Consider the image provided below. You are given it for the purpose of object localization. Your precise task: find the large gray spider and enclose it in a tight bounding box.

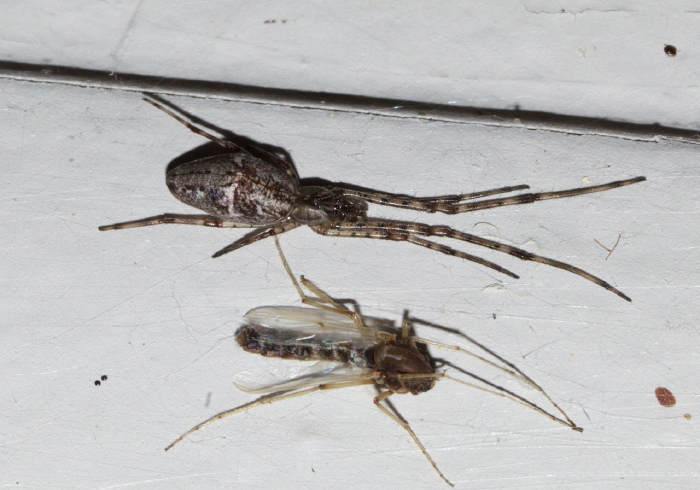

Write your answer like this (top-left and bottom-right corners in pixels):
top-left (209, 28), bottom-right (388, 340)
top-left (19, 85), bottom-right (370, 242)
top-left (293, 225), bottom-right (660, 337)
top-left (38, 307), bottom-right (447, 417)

top-left (100, 98), bottom-right (645, 301)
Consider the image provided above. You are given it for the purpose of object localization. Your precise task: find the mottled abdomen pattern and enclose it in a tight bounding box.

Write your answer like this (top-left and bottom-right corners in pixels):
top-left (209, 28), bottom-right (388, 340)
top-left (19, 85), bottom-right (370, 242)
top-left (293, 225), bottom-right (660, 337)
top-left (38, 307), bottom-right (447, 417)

top-left (166, 153), bottom-right (297, 225)
top-left (235, 325), bottom-right (372, 368)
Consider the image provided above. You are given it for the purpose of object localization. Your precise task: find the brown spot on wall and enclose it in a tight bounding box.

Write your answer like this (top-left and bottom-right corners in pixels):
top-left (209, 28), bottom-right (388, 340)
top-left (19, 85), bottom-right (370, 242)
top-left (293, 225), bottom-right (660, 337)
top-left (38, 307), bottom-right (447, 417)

top-left (655, 387), bottom-right (676, 407)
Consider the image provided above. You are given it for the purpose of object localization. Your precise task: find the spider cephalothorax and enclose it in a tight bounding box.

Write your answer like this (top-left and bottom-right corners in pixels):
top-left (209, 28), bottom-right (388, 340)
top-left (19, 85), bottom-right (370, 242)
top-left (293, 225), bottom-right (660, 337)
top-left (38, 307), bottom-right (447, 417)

top-left (291, 186), bottom-right (368, 225)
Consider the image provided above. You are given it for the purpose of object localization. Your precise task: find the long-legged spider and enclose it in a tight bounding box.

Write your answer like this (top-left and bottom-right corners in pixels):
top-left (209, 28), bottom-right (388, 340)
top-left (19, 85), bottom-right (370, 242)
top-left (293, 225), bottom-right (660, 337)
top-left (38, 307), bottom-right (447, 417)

top-left (100, 98), bottom-right (645, 301)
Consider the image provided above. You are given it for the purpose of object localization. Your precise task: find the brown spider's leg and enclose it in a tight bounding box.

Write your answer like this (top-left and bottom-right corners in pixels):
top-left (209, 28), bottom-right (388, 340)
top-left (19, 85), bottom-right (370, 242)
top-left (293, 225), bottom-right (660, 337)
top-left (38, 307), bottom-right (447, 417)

top-left (144, 98), bottom-right (247, 153)
top-left (442, 176), bottom-right (646, 214)
top-left (373, 390), bottom-right (454, 487)
top-left (413, 222), bottom-right (632, 301)
top-left (340, 184), bottom-right (530, 212)
top-left (212, 220), bottom-right (301, 258)
top-left (325, 219), bottom-right (632, 301)
top-left (99, 214), bottom-right (256, 231)
top-left (144, 98), bottom-right (298, 180)
top-left (312, 222), bottom-right (519, 279)
top-left (342, 177), bottom-right (643, 214)
top-left (166, 376), bottom-right (377, 451)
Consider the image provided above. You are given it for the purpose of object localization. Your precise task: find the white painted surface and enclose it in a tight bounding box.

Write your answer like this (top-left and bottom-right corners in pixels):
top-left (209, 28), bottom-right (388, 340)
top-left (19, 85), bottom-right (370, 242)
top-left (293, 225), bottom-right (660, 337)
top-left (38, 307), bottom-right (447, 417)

top-left (1, 2), bottom-right (698, 489)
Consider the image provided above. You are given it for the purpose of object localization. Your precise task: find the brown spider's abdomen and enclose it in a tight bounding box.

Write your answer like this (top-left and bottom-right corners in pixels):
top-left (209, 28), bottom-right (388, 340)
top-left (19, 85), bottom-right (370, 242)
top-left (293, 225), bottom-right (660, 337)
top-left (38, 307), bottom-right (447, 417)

top-left (166, 153), bottom-right (298, 226)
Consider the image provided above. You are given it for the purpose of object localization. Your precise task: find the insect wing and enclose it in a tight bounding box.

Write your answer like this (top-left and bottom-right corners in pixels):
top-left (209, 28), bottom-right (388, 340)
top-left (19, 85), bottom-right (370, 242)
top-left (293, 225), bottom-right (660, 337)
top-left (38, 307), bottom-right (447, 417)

top-left (243, 305), bottom-right (377, 349)
top-left (232, 361), bottom-right (369, 394)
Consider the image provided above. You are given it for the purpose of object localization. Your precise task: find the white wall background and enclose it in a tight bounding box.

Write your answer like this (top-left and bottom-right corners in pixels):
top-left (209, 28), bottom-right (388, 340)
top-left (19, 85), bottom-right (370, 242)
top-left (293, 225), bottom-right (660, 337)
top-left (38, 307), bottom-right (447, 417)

top-left (1, 2), bottom-right (698, 489)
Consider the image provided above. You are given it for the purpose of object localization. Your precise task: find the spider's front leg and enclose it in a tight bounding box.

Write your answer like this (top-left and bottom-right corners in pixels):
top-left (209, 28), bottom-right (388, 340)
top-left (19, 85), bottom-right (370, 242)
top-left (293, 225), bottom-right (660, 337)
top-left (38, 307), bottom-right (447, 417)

top-left (341, 176), bottom-right (645, 214)
top-left (143, 98), bottom-right (298, 181)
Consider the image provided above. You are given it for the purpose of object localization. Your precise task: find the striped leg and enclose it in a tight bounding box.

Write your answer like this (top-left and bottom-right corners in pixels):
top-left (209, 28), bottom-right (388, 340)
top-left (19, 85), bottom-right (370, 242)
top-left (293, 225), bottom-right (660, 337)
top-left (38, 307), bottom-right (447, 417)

top-left (99, 213), bottom-right (256, 230)
top-left (212, 220), bottom-right (301, 257)
top-left (340, 176), bottom-right (645, 214)
top-left (315, 218), bottom-right (631, 301)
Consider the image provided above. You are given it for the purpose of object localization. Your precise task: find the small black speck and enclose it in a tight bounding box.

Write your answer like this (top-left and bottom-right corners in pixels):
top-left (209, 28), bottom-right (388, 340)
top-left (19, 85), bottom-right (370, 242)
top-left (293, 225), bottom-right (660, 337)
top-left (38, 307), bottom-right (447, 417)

top-left (664, 44), bottom-right (677, 57)
top-left (101, 375), bottom-right (108, 381)
top-left (94, 380), bottom-right (101, 386)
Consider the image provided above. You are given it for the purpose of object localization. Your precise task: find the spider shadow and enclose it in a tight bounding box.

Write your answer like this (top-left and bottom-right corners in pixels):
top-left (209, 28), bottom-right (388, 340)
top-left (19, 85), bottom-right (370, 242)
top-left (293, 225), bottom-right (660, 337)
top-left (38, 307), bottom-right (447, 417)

top-left (146, 94), bottom-right (406, 199)
top-left (145, 93), bottom-right (297, 177)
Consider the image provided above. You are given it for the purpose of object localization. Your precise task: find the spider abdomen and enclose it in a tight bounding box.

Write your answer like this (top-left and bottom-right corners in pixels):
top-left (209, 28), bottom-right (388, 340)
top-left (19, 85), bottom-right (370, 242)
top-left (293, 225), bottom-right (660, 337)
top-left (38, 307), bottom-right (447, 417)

top-left (166, 153), bottom-right (298, 225)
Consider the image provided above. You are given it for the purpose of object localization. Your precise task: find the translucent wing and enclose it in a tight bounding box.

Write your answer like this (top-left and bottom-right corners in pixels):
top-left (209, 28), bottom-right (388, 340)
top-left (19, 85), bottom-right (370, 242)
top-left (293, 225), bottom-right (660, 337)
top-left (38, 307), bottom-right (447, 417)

top-left (242, 305), bottom-right (395, 348)
top-left (232, 360), bottom-right (370, 394)
top-left (245, 306), bottom-right (363, 337)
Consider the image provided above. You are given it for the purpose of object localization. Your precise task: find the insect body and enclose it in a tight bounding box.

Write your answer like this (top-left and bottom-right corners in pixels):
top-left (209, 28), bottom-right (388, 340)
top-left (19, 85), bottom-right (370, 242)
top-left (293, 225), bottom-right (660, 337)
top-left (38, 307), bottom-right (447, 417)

top-left (165, 240), bottom-right (581, 486)
top-left (100, 98), bottom-right (646, 301)
top-left (236, 307), bottom-right (376, 367)
top-left (237, 306), bottom-right (436, 395)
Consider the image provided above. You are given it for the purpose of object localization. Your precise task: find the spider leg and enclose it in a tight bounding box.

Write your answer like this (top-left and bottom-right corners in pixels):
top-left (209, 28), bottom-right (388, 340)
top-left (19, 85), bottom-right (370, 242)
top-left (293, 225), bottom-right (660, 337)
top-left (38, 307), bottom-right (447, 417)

top-left (415, 222), bottom-right (632, 301)
top-left (341, 177), bottom-right (644, 214)
top-left (144, 98), bottom-right (298, 180)
top-left (99, 213), bottom-right (257, 230)
top-left (438, 176), bottom-right (646, 214)
top-left (312, 222), bottom-right (519, 279)
top-left (212, 220), bottom-right (300, 258)
top-left (317, 219), bottom-right (631, 301)
top-left (374, 390), bottom-right (454, 487)
top-left (341, 184), bottom-right (530, 212)
top-left (144, 98), bottom-right (246, 153)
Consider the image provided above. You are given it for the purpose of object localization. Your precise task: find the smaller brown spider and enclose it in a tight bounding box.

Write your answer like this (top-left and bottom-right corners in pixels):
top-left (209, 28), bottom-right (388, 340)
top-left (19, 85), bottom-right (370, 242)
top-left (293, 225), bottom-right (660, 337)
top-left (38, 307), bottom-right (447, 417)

top-left (100, 98), bottom-right (645, 301)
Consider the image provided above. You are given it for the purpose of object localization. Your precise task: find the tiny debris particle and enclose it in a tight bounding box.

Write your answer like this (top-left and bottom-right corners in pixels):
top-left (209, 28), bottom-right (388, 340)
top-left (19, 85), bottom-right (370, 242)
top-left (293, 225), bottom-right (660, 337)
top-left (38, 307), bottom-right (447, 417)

top-left (94, 380), bottom-right (101, 386)
top-left (655, 387), bottom-right (676, 407)
top-left (684, 413), bottom-right (691, 420)
top-left (664, 45), bottom-right (677, 57)
top-left (101, 375), bottom-right (108, 381)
